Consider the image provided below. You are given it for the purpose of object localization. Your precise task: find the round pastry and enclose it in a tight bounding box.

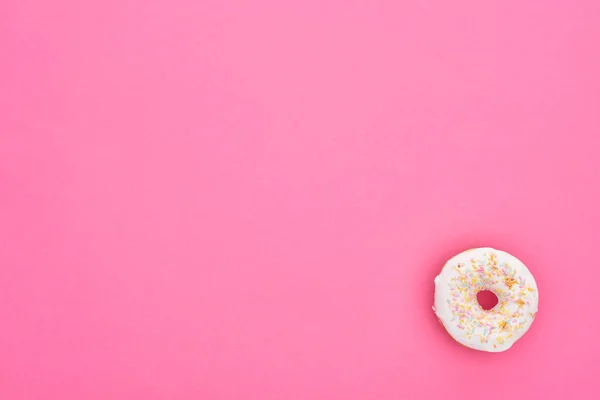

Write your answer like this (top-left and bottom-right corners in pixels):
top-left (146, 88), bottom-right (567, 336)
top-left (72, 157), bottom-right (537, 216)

top-left (433, 247), bottom-right (539, 352)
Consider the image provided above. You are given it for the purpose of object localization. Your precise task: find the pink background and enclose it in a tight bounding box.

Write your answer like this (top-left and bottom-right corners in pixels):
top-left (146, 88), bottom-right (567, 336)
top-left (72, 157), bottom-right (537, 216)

top-left (1, 1), bottom-right (599, 399)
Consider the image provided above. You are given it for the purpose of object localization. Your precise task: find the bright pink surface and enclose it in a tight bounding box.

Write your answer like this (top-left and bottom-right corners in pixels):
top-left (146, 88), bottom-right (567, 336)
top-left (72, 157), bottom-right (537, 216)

top-left (1, 1), bottom-right (599, 399)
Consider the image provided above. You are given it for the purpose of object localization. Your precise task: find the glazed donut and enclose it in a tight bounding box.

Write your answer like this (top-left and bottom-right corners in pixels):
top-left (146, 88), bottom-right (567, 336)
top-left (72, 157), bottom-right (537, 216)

top-left (433, 248), bottom-right (539, 352)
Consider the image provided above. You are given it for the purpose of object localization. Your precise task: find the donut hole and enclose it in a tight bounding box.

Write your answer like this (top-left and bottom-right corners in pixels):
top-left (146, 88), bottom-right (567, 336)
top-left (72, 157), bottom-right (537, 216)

top-left (477, 290), bottom-right (499, 310)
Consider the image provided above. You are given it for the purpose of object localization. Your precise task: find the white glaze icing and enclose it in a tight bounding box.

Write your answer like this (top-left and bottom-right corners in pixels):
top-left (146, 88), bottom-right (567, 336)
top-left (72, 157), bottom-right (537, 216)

top-left (434, 248), bottom-right (539, 352)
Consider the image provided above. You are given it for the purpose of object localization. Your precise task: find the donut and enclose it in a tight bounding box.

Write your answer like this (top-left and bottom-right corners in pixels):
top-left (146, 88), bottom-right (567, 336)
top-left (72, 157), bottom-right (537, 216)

top-left (433, 248), bottom-right (539, 352)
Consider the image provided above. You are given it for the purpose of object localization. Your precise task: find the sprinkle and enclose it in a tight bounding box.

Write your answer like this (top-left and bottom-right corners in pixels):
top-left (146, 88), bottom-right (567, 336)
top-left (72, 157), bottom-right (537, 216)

top-left (504, 277), bottom-right (518, 289)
